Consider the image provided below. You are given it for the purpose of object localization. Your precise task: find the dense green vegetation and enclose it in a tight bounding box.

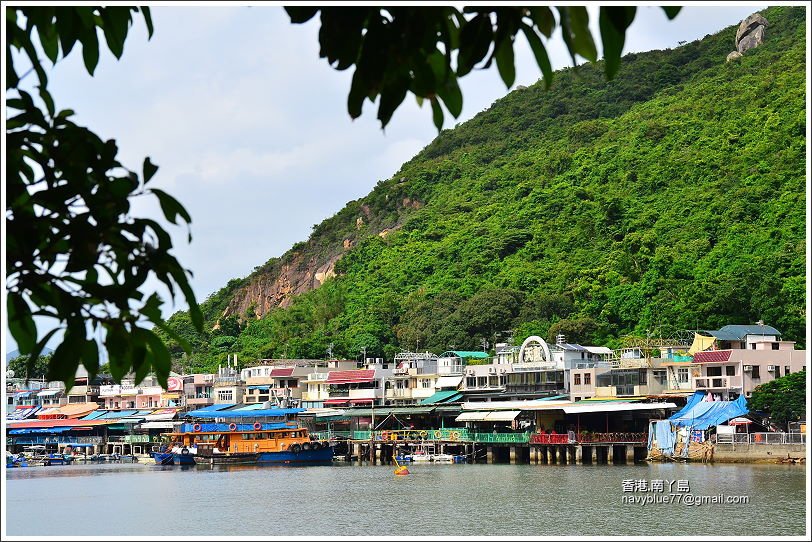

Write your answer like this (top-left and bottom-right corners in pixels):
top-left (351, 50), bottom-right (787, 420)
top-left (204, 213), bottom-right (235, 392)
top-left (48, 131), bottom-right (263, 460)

top-left (160, 7), bottom-right (806, 372)
top-left (748, 370), bottom-right (807, 429)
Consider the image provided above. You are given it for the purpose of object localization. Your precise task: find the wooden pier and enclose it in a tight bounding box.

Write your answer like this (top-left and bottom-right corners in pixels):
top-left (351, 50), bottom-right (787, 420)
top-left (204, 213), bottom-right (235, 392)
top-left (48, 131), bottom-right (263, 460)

top-left (337, 430), bottom-right (649, 465)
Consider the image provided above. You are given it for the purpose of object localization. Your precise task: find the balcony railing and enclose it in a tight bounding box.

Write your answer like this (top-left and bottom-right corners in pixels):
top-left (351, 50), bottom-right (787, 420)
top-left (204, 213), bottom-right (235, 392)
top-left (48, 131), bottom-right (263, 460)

top-left (350, 429), bottom-right (532, 443)
top-left (530, 432), bottom-right (648, 444)
top-left (713, 432), bottom-right (806, 445)
top-left (10, 436), bottom-right (103, 445)
top-left (694, 377), bottom-right (731, 389)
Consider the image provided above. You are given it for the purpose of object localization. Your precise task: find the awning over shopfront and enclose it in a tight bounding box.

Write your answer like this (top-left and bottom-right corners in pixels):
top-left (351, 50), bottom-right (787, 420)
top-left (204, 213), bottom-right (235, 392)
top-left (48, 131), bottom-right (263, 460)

top-left (323, 399), bottom-right (350, 406)
top-left (247, 385), bottom-right (271, 390)
top-left (561, 402), bottom-right (677, 415)
top-left (145, 409), bottom-right (178, 421)
top-left (455, 411), bottom-right (489, 422)
top-left (54, 403), bottom-right (99, 418)
top-left (419, 390), bottom-right (463, 405)
top-left (484, 410), bottom-right (521, 421)
top-left (36, 389), bottom-right (62, 397)
top-left (138, 421), bottom-right (176, 429)
top-left (435, 376), bottom-right (463, 389)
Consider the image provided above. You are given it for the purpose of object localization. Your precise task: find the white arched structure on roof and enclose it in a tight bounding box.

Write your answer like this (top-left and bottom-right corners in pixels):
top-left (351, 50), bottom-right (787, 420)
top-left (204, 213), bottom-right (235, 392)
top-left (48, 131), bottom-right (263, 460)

top-left (519, 336), bottom-right (552, 364)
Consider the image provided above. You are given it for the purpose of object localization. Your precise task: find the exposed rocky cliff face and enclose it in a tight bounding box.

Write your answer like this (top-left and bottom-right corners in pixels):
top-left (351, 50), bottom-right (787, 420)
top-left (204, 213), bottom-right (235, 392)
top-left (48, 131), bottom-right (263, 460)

top-left (222, 249), bottom-right (342, 320)
top-left (220, 196), bottom-right (422, 323)
top-left (727, 12), bottom-right (769, 61)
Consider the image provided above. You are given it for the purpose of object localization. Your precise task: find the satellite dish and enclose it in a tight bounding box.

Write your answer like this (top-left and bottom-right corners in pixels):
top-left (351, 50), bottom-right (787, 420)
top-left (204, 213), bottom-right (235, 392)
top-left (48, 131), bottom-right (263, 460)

top-left (6, 369), bottom-right (15, 379)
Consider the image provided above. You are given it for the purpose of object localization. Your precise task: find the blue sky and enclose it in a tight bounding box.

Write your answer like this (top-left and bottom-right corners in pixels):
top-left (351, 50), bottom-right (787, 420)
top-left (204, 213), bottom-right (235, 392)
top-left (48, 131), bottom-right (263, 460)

top-left (4, 4), bottom-right (767, 355)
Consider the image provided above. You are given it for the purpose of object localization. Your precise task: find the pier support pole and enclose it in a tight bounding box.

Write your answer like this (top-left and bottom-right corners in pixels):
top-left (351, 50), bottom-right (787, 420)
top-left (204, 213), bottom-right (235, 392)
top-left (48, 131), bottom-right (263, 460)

top-left (607, 445), bottom-right (614, 465)
top-left (549, 446), bottom-right (557, 464)
top-left (626, 445), bottom-right (635, 464)
top-left (589, 446), bottom-right (596, 465)
top-left (533, 447), bottom-right (539, 465)
top-left (540, 446), bottom-right (548, 464)
top-left (487, 446), bottom-right (494, 464)
top-left (575, 446), bottom-right (583, 465)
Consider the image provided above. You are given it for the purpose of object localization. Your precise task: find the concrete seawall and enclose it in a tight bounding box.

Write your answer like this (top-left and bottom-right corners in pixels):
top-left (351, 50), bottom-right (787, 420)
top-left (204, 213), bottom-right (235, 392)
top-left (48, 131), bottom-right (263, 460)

top-left (711, 444), bottom-right (806, 464)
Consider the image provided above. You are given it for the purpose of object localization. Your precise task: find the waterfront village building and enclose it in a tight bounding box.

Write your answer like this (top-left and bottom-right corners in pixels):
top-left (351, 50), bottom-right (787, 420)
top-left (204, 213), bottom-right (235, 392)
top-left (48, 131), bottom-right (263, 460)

top-left (688, 324), bottom-right (806, 399)
top-left (385, 351), bottom-right (474, 406)
top-left (99, 373), bottom-right (185, 410)
top-left (240, 361), bottom-right (315, 406)
top-left (301, 359), bottom-right (391, 409)
top-left (182, 373), bottom-right (215, 409)
top-left (6, 377), bottom-right (48, 418)
top-left (212, 362), bottom-right (244, 404)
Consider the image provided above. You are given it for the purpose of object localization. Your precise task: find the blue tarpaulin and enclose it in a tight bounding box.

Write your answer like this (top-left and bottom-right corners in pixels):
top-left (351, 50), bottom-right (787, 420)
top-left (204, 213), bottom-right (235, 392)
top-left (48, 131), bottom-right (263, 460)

top-left (668, 394), bottom-right (749, 431)
top-left (648, 420), bottom-right (677, 455)
top-left (184, 407), bottom-right (304, 419)
top-left (9, 427), bottom-right (74, 435)
top-left (668, 391), bottom-right (706, 419)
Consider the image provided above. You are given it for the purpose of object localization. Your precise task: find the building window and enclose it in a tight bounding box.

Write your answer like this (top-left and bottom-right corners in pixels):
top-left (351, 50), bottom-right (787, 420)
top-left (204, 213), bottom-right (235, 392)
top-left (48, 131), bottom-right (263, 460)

top-left (421, 379), bottom-right (431, 388)
top-left (751, 366), bottom-right (760, 379)
top-left (785, 366), bottom-right (790, 375)
top-left (771, 343), bottom-right (779, 350)
top-left (750, 343), bottom-right (756, 349)
top-left (725, 365), bottom-right (736, 376)
top-left (584, 373), bottom-right (591, 385)
top-left (678, 368), bottom-right (689, 383)
top-left (574, 374), bottom-right (581, 385)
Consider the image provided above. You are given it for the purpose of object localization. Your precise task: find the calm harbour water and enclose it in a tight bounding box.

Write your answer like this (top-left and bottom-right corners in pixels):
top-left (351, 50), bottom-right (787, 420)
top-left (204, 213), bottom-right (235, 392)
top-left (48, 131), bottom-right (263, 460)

top-left (5, 461), bottom-right (808, 537)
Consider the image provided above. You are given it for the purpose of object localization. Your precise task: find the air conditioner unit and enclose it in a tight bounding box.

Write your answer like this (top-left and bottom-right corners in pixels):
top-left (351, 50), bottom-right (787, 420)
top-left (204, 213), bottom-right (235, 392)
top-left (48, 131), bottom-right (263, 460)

top-left (499, 368), bottom-right (507, 374)
top-left (488, 367), bottom-right (496, 374)
top-left (767, 365), bottom-right (776, 372)
top-left (743, 365), bottom-right (753, 372)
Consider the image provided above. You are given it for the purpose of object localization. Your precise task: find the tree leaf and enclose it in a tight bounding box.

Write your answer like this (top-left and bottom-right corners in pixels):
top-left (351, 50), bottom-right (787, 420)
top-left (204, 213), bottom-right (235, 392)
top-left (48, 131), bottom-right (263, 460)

top-left (143, 156), bottom-right (158, 183)
top-left (81, 338), bottom-right (100, 380)
top-left (559, 6), bottom-right (598, 64)
top-left (430, 96), bottom-right (444, 132)
top-left (285, 7), bottom-right (320, 24)
top-left (150, 188), bottom-right (192, 225)
top-left (457, 14), bottom-right (493, 77)
top-left (662, 6), bottom-right (682, 20)
top-left (599, 7), bottom-right (636, 80)
top-left (79, 25), bottom-right (100, 74)
top-left (521, 25), bottom-right (553, 88)
top-left (494, 36), bottom-right (516, 88)
top-left (141, 7), bottom-right (154, 38)
top-left (8, 292), bottom-right (37, 354)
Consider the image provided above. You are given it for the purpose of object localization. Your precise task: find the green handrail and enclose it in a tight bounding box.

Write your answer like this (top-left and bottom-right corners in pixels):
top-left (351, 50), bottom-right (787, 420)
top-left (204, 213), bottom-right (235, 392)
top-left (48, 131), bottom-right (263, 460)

top-left (348, 429), bottom-right (528, 443)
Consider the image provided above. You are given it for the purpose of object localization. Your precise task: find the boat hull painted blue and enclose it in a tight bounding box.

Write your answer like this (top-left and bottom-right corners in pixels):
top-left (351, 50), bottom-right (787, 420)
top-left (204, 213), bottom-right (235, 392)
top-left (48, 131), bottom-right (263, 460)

top-left (173, 452), bottom-right (196, 465)
top-left (256, 446), bottom-right (334, 463)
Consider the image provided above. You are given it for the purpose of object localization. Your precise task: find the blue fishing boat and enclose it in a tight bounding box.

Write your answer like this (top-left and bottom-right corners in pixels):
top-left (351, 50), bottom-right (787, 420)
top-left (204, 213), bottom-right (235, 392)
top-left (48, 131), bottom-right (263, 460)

top-left (154, 406), bottom-right (333, 466)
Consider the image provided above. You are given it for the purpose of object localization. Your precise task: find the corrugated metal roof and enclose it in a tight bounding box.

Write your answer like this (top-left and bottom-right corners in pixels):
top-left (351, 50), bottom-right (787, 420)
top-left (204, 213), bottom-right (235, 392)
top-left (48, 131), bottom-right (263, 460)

top-left (326, 370), bottom-right (375, 384)
top-left (440, 351), bottom-right (490, 359)
top-left (705, 324), bottom-right (781, 341)
top-left (693, 350), bottom-right (733, 363)
top-left (270, 368), bottom-right (294, 377)
top-left (419, 390), bottom-right (461, 405)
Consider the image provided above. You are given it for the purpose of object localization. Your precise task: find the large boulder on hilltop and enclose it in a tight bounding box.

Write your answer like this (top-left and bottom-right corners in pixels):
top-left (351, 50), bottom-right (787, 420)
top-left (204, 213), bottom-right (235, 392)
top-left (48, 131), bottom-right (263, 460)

top-left (738, 23), bottom-right (767, 53)
top-left (736, 13), bottom-right (769, 44)
top-left (735, 13), bottom-right (769, 54)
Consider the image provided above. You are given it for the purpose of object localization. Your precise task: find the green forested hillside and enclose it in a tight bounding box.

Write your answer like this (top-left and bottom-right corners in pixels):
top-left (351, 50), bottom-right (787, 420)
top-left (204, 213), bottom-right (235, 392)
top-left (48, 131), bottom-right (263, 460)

top-left (162, 6), bottom-right (806, 371)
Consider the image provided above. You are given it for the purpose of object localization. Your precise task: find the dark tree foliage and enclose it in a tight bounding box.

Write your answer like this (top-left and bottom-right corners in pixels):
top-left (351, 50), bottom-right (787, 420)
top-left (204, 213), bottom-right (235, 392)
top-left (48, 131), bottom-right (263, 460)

top-left (7, 355), bottom-right (51, 381)
top-left (6, 7), bottom-right (202, 390)
top-left (748, 371), bottom-right (807, 429)
top-left (285, 6), bottom-right (680, 130)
